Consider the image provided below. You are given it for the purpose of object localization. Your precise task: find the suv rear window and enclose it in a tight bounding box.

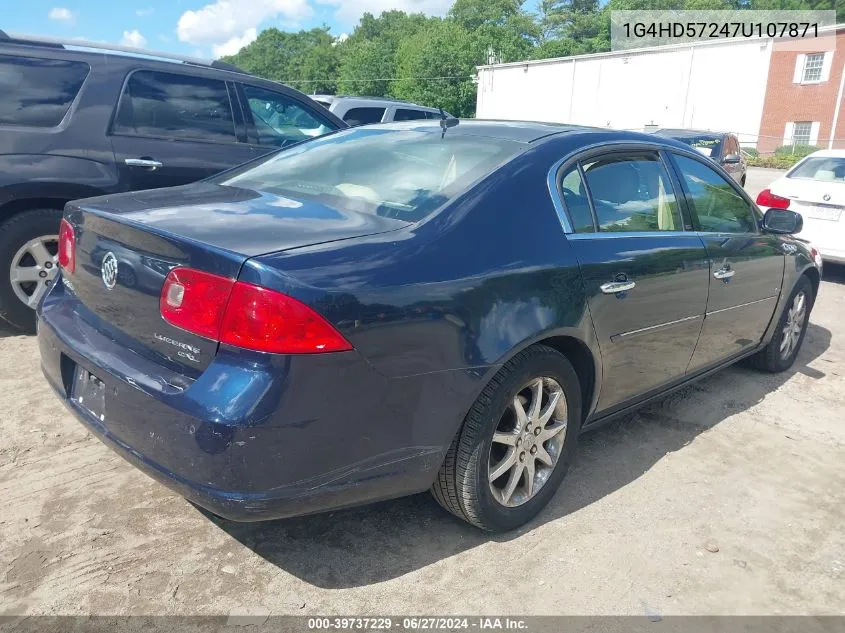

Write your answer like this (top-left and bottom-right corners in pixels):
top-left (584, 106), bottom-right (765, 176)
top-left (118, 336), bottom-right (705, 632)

top-left (218, 128), bottom-right (523, 222)
top-left (113, 70), bottom-right (236, 143)
top-left (0, 55), bottom-right (89, 128)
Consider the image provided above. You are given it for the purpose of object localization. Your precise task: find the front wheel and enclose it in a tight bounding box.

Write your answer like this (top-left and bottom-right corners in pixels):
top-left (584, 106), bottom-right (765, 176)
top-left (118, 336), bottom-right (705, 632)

top-left (749, 275), bottom-right (814, 372)
top-left (431, 345), bottom-right (581, 531)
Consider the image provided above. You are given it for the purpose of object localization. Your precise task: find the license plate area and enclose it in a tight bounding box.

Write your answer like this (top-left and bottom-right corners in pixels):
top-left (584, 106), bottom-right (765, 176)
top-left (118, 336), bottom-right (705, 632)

top-left (805, 206), bottom-right (842, 221)
top-left (71, 366), bottom-right (107, 421)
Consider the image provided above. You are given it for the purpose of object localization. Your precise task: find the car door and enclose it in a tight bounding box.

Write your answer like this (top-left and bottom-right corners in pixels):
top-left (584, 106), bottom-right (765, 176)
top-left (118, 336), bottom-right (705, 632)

top-left (110, 69), bottom-right (254, 191)
top-left (559, 148), bottom-right (711, 413)
top-left (235, 83), bottom-right (342, 160)
top-left (668, 152), bottom-right (785, 371)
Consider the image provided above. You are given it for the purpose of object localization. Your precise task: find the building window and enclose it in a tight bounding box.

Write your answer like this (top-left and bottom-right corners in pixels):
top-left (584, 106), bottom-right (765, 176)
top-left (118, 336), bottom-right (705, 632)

top-left (802, 53), bottom-right (825, 82)
top-left (792, 121), bottom-right (812, 145)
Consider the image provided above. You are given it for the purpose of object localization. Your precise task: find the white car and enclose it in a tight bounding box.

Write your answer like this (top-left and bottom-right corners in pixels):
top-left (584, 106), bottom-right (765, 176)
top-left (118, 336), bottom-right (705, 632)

top-left (757, 149), bottom-right (845, 264)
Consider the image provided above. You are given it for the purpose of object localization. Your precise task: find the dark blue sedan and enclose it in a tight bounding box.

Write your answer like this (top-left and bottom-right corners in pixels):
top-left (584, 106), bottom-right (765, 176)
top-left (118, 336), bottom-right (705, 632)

top-left (38, 120), bottom-right (820, 531)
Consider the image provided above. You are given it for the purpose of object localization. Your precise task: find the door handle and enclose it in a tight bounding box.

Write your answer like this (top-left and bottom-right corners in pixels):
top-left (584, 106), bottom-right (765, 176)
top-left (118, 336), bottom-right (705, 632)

top-left (125, 158), bottom-right (163, 170)
top-left (713, 268), bottom-right (735, 280)
top-left (600, 280), bottom-right (636, 294)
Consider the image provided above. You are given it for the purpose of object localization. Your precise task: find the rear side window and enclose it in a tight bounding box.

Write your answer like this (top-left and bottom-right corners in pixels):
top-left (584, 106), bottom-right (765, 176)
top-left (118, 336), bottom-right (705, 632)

top-left (343, 107), bottom-right (385, 126)
top-left (673, 154), bottom-right (757, 233)
top-left (113, 71), bottom-right (236, 143)
top-left (559, 165), bottom-right (595, 233)
top-left (394, 108), bottom-right (429, 121)
top-left (581, 154), bottom-right (682, 232)
top-left (0, 55), bottom-right (89, 128)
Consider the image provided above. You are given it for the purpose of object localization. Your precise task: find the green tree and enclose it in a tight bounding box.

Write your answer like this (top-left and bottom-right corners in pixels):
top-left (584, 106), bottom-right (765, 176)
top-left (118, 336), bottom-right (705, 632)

top-left (338, 38), bottom-right (395, 96)
top-left (393, 20), bottom-right (479, 116)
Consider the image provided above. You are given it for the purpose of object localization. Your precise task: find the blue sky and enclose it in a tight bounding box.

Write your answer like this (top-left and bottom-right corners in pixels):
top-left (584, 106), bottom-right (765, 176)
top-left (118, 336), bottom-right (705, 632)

top-left (5, 0), bottom-right (542, 59)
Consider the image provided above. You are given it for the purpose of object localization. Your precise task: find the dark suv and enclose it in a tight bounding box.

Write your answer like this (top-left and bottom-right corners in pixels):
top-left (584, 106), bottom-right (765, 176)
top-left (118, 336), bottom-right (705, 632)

top-left (652, 129), bottom-right (747, 187)
top-left (0, 32), bottom-right (345, 332)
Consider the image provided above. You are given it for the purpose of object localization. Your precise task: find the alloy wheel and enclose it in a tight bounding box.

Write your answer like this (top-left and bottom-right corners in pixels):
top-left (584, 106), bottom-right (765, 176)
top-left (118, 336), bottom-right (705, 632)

top-left (9, 235), bottom-right (59, 309)
top-left (780, 291), bottom-right (807, 360)
top-left (488, 377), bottom-right (568, 507)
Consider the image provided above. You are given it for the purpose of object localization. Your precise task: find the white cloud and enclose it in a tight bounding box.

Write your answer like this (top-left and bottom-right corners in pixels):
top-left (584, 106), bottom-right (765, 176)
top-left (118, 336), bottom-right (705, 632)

top-left (211, 27), bottom-right (258, 57)
top-left (48, 7), bottom-right (76, 24)
top-left (315, 0), bottom-right (452, 24)
top-left (176, 0), bottom-right (311, 46)
top-left (136, 8), bottom-right (154, 17)
top-left (120, 29), bottom-right (147, 48)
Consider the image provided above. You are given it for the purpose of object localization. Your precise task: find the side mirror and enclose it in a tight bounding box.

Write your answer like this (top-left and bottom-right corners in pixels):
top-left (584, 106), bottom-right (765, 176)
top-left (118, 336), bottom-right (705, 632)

top-left (762, 209), bottom-right (803, 234)
top-left (723, 154), bottom-right (741, 164)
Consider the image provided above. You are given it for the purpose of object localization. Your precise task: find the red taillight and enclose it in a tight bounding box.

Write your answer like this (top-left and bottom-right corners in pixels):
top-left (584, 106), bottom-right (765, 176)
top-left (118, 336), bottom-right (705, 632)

top-left (756, 188), bottom-right (791, 209)
top-left (58, 219), bottom-right (76, 273)
top-left (159, 267), bottom-right (352, 354)
top-left (160, 268), bottom-right (234, 340)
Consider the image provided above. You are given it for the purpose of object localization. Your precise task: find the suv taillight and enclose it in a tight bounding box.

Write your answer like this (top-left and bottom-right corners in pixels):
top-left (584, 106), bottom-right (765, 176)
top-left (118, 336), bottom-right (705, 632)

top-left (58, 219), bottom-right (76, 273)
top-left (160, 267), bottom-right (352, 354)
top-left (756, 188), bottom-right (791, 209)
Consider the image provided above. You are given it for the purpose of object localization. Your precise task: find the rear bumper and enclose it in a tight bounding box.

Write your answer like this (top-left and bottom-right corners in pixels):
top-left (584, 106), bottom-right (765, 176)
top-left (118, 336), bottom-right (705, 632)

top-left (37, 286), bottom-right (462, 522)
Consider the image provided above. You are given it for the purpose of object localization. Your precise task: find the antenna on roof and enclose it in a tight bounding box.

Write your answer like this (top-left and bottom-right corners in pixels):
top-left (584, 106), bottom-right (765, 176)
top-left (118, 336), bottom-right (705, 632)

top-left (438, 107), bottom-right (458, 138)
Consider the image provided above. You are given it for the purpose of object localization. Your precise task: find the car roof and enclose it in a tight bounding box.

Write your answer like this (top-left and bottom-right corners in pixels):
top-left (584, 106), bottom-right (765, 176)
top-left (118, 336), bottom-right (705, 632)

top-left (653, 128), bottom-right (729, 139)
top-left (800, 149), bottom-right (845, 158)
top-left (355, 119), bottom-right (683, 145)
top-left (312, 95), bottom-right (439, 111)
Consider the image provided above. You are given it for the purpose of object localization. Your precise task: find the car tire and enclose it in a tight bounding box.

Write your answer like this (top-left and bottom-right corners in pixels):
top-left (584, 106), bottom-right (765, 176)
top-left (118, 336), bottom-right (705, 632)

top-left (431, 345), bottom-right (581, 532)
top-left (0, 208), bottom-right (63, 333)
top-left (740, 174), bottom-right (746, 187)
top-left (749, 275), bottom-right (814, 373)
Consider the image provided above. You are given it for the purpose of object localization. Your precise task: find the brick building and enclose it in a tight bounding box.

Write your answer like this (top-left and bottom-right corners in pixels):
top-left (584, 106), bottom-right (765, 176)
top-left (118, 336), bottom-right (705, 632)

top-left (758, 28), bottom-right (845, 153)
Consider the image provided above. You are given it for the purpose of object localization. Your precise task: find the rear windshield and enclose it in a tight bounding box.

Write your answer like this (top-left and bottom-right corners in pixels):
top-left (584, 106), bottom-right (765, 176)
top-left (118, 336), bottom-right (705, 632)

top-left (673, 135), bottom-right (723, 159)
top-left (0, 55), bottom-right (89, 128)
top-left (217, 128), bottom-right (524, 222)
top-left (788, 157), bottom-right (845, 182)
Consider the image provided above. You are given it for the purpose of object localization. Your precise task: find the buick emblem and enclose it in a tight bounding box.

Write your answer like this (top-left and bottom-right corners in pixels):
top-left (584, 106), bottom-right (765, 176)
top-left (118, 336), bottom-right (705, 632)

top-left (823, 193), bottom-right (831, 202)
top-left (101, 252), bottom-right (118, 290)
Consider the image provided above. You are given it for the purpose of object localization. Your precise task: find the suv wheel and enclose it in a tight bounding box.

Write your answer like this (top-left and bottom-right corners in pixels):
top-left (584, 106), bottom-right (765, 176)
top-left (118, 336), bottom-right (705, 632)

top-left (431, 345), bottom-right (581, 531)
top-left (0, 208), bottom-right (63, 333)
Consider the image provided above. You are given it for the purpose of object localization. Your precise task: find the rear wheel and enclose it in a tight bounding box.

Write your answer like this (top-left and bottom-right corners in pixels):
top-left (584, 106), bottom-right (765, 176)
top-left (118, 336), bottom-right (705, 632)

top-left (749, 275), bottom-right (813, 372)
top-left (431, 345), bottom-right (581, 531)
top-left (740, 174), bottom-right (747, 188)
top-left (0, 208), bottom-right (62, 333)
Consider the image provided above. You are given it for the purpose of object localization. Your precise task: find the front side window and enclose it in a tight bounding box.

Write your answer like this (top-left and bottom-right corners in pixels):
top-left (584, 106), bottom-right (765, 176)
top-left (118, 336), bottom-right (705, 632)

top-left (802, 53), bottom-right (825, 82)
top-left (342, 107), bottom-right (385, 126)
top-left (673, 154), bottom-right (757, 234)
top-left (792, 121), bottom-right (812, 146)
top-left (0, 55), bottom-right (89, 128)
top-left (217, 128), bottom-right (523, 223)
top-left (113, 71), bottom-right (236, 143)
top-left (581, 154), bottom-right (682, 232)
top-left (242, 85), bottom-right (334, 148)
top-left (394, 108), bottom-right (429, 121)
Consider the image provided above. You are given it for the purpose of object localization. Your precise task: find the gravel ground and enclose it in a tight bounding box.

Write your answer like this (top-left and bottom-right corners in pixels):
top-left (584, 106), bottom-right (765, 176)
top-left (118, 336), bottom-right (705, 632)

top-left (1, 167), bottom-right (843, 616)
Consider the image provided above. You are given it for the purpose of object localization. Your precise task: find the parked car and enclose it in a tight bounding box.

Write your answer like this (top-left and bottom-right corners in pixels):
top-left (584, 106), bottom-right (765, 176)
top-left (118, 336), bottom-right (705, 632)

top-left (0, 32), bottom-right (345, 332)
top-left (652, 129), bottom-right (747, 186)
top-left (756, 149), bottom-right (845, 264)
top-left (38, 121), bottom-right (819, 532)
top-left (310, 95), bottom-right (450, 126)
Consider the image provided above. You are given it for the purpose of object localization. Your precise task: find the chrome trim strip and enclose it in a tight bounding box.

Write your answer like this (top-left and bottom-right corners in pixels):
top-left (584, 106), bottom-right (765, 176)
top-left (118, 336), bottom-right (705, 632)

top-left (706, 296), bottom-right (776, 316)
top-left (567, 231), bottom-right (696, 240)
top-left (611, 314), bottom-right (702, 341)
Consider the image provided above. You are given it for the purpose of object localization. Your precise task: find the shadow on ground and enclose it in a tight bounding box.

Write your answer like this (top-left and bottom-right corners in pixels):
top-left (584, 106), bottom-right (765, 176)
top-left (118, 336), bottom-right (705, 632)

top-left (822, 262), bottom-right (845, 285)
top-left (211, 320), bottom-right (832, 589)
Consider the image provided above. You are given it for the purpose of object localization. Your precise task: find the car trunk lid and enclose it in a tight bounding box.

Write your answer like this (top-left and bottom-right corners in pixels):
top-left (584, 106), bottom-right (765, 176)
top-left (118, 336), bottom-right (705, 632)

top-left (61, 183), bottom-right (407, 372)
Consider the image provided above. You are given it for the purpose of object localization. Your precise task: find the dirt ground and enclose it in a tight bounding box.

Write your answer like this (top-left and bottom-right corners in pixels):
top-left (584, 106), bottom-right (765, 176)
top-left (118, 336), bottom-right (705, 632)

top-left (1, 169), bottom-right (843, 616)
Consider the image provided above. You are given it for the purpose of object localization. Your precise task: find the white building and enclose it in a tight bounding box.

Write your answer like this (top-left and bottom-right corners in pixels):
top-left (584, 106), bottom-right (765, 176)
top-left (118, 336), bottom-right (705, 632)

top-left (475, 37), bottom-right (774, 144)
